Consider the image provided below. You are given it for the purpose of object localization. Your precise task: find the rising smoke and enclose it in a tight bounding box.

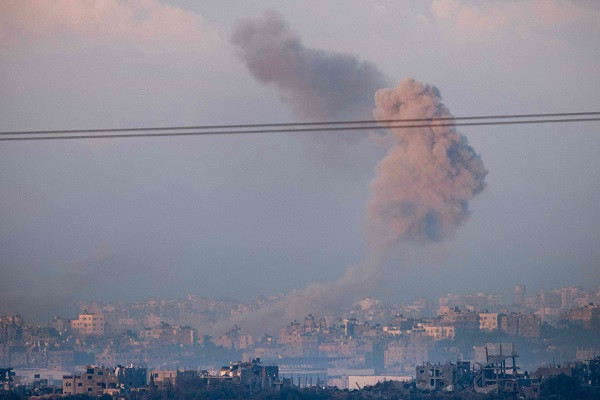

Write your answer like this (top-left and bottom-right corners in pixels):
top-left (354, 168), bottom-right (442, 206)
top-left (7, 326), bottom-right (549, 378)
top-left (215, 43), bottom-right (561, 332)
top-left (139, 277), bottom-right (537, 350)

top-left (231, 10), bottom-right (387, 120)
top-left (231, 11), bottom-right (389, 170)
top-left (368, 80), bottom-right (487, 250)
top-left (224, 13), bottom-right (487, 335)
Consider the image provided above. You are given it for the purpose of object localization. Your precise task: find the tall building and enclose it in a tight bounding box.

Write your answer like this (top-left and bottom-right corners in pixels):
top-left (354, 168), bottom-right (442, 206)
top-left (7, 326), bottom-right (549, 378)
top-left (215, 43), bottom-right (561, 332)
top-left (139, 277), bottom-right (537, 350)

top-left (514, 285), bottom-right (526, 306)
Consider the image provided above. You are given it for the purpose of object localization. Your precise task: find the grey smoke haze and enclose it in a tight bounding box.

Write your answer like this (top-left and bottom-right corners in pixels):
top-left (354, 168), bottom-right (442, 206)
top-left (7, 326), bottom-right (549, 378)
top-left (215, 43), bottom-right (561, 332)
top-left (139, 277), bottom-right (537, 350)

top-left (221, 15), bottom-right (487, 335)
top-left (0, 249), bottom-right (116, 321)
top-left (231, 11), bottom-right (387, 120)
top-left (213, 253), bottom-right (384, 335)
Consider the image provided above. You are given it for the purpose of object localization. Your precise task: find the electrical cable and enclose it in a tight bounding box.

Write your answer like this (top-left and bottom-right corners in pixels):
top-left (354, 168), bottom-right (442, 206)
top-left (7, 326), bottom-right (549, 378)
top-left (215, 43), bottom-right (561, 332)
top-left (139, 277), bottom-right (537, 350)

top-left (1, 111), bottom-right (599, 136)
top-left (0, 116), bottom-right (598, 142)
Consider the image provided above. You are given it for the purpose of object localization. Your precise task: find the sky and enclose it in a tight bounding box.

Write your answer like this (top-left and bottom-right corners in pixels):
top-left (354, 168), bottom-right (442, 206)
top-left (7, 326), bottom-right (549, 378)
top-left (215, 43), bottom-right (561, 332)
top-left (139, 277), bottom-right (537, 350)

top-left (1, 0), bottom-right (599, 322)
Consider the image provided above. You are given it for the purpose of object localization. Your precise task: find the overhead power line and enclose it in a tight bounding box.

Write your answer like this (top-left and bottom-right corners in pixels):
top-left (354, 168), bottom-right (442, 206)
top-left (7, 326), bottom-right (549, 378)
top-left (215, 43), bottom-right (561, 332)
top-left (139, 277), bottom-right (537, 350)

top-left (1, 111), bottom-right (599, 136)
top-left (0, 113), bottom-right (599, 142)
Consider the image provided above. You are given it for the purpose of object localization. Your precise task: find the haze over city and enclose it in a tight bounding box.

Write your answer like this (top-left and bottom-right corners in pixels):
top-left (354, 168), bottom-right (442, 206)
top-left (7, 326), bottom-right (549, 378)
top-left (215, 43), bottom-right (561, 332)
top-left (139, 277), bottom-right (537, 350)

top-left (1, 0), bottom-right (599, 327)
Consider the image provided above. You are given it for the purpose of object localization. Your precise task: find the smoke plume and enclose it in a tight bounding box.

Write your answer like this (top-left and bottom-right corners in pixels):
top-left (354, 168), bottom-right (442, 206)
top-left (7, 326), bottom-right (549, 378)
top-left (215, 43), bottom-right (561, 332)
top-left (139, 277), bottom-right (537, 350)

top-left (221, 14), bottom-right (487, 335)
top-left (367, 79), bottom-right (487, 250)
top-left (231, 11), bottom-right (387, 120)
top-left (212, 253), bottom-right (383, 335)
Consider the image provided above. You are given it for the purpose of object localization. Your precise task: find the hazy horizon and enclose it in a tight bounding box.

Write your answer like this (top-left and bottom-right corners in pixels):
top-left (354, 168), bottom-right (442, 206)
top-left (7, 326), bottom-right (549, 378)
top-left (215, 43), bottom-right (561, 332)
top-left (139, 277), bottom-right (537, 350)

top-left (1, 1), bottom-right (599, 324)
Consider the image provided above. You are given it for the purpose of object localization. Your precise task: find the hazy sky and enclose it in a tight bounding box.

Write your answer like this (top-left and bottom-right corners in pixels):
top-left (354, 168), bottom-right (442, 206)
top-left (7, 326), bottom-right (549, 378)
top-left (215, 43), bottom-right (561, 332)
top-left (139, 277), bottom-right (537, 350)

top-left (1, 0), bottom-right (599, 321)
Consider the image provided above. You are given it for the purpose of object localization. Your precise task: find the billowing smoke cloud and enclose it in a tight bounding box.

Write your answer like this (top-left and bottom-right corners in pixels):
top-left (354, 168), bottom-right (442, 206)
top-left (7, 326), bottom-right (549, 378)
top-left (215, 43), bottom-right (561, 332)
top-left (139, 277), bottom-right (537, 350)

top-left (221, 14), bottom-right (486, 335)
top-left (367, 79), bottom-right (487, 250)
top-left (231, 10), bottom-right (387, 120)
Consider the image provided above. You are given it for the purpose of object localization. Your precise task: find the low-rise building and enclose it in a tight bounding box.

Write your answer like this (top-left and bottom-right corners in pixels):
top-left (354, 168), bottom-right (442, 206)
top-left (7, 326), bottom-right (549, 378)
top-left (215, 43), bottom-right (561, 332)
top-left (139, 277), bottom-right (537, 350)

top-left (576, 347), bottom-right (600, 361)
top-left (518, 313), bottom-right (541, 338)
top-left (561, 304), bottom-right (600, 331)
top-left (422, 325), bottom-right (455, 341)
top-left (139, 323), bottom-right (197, 345)
top-left (479, 313), bottom-right (499, 332)
top-left (149, 370), bottom-right (178, 388)
top-left (62, 366), bottom-right (118, 396)
top-left (416, 361), bottom-right (471, 391)
top-left (217, 359), bottom-right (280, 390)
top-left (71, 313), bottom-right (105, 336)
top-left (473, 343), bottom-right (514, 364)
top-left (499, 313), bottom-right (541, 338)
top-left (47, 350), bottom-right (75, 369)
top-left (384, 333), bottom-right (432, 371)
top-left (115, 365), bottom-right (147, 390)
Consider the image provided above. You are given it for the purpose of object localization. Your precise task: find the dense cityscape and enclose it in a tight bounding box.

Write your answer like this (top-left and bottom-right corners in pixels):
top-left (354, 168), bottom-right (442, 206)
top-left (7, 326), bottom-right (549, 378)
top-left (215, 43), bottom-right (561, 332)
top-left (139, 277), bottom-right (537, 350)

top-left (3, 1), bottom-right (600, 399)
top-left (1, 284), bottom-right (599, 398)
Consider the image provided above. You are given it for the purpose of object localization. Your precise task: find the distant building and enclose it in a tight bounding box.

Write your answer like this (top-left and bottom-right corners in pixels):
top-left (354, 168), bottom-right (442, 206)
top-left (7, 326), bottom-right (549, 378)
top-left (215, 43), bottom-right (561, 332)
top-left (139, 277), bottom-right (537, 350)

top-left (473, 352), bottom-right (523, 395)
top-left (479, 313), bottom-right (499, 332)
top-left (473, 343), bottom-right (514, 364)
top-left (47, 350), bottom-right (75, 369)
top-left (216, 359), bottom-right (280, 390)
top-left (422, 325), bottom-right (455, 341)
top-left (146, 315), bottom-right (162, 327)
top-left (500, 313), bottom-right (541, 338)
top-left (438, 307), bottom-right (479, 332)
top-left (355, 298), bottom-right (381, 311)
top-left (500, 314), bottom-right (519, 336)
top-left (576, 347), bottom-right (600, 361)
top-left (514, 285), bottom-right (526, 306)
top-left (542, 290), bottom-right (562, 309)
top-left (95, 349), bottom-right (116, 366)
top-left (139, 323), bottom-right (197, 345)
top-left (384, 333), bottom-right (432, 370)
top-left (149, 370), bottom-right (178, 388)
top-left (62, 366), bottom-right (118, 396)
top-left (115, 365), bottom-right (147, 390)
top-left (71, 312), bottom-right (104, 336)
top-left (50, 316), bottom-right (72, 333)
top-left (416, 361), bottom-right (471, 392)
top-left (518, 313), bottom-right (541, 338)
top-left (558, 286), bottom-right (586, 310)
top-left (561, 304), bottom-right (600, 331)
top-left (212, 325), bottom-right (253, 350)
